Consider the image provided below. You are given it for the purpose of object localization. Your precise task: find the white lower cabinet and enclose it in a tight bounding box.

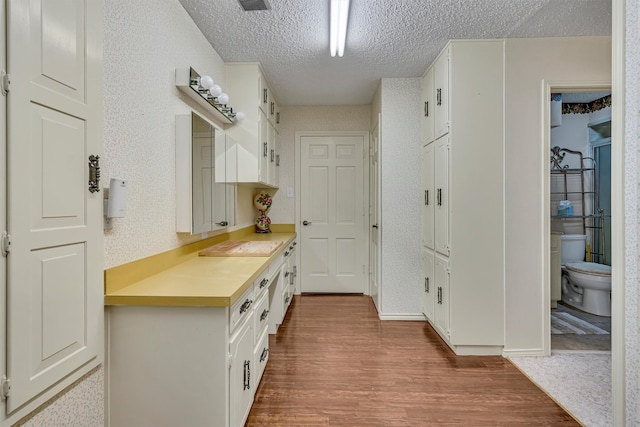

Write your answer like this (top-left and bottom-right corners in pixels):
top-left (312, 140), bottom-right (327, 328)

top-left (253, 328), bottom-right (270, 389)
top-left (422, 249), bottom-right (435, 321)
top-left (268, 238), bottom-right (297, 334)
top-left (108, 243), bottom-right (295, 427)
top-left (230, 311), bottom-right (255, 427)
top-left (434, 255), bottom-right (450, 339)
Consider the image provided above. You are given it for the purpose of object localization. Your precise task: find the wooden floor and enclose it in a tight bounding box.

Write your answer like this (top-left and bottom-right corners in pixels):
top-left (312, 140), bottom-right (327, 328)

top-left (248, 295), bottom-right (580, 426)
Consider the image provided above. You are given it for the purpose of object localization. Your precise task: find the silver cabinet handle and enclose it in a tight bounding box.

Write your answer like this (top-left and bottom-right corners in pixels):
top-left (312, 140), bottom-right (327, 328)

top-left (302, 220), bottom-right (312, 226)
top-left (215, 221), bottom-right (228, 226)
top-left (239, 299), bottom-right (253, 314)
top-left (243, 360), bottom-right (251, 390)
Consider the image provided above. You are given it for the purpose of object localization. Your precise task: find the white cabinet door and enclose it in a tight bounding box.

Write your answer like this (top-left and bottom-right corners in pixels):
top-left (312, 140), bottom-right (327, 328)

top-left (434, 255), bottom-right (450, 339)
top-left (268, 97), bottom-right (278, 126)
top-left (230, 314), bottom-right (254, 427)
top-left (421, 68), bottom-right (435, 144)
top-left (258, 73), bottom-right (269, 114)
top-left (258, 110), bottom-right (269, 184)
top-left (268, 122), bottom-right (277, 186)
top-left (422, 249), bottom-right (435, 321)
top-left (274, 128), bottom-right (281, 188)
top-left (434, 48), bottom-right (450, 139)
top-left (422, 142), bottom-right (435, 250)
top-left (434, 136), bottom-right (450, 256)
top-left (6, 0), bottom-right (103, 412)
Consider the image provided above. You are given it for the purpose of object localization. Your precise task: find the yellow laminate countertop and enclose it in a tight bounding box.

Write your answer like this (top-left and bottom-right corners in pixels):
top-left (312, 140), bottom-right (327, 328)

top-left (104, 233), bottom-right (296, 307)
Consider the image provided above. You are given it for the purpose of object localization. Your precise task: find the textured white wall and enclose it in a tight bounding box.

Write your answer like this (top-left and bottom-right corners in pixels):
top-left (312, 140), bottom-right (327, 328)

top-left (16, 368), bottom-right (104, 427)
top-left (103, 0), bottom-right (237, 269)
top-left (269, 105), bottom-right (371, 224)
top-left (379, 78), bottom-right (423, 316)
top-left (504, 37), bottom-right (612, 352)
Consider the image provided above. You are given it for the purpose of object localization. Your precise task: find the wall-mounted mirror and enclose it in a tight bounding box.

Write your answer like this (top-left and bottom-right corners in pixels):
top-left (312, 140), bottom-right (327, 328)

top-left (176, 111), bottom-right (236, 234)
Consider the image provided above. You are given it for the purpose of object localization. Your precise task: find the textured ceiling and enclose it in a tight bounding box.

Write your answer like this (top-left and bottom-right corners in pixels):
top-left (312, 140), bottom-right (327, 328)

top-left (178, 0), bottom-right (612, 106)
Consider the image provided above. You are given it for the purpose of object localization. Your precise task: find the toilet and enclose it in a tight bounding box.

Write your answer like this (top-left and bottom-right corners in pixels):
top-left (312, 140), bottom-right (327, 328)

top-left (561, 234), bottom-right (612, 317)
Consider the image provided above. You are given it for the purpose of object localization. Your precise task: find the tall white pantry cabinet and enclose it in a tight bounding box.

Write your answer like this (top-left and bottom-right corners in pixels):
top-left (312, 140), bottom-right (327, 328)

top-left (420, 40), bottom-right (505, 355)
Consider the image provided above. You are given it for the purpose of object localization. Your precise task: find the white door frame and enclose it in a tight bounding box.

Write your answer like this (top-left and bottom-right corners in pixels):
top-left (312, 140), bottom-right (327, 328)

top-left (369, 117), bottom-right (381, 309)
top-left (295, 131), bottom-right (370, 295)
top-left (611, 0), bottom-right (625, 422)
top-left (541, 80), bottom-right (622, 420)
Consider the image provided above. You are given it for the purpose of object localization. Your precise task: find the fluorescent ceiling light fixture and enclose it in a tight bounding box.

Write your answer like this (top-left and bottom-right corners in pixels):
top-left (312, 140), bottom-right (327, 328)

top-left (330, 0), bottom-right (350, 57)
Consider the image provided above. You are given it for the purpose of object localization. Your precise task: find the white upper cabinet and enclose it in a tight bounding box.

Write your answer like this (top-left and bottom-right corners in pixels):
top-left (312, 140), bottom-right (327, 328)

top-left (226, 63), bottom-right (280, 188)
top-left (434, 47), bottom-right (450, 139)
top-left (421, 67), bottom-right (435, 144)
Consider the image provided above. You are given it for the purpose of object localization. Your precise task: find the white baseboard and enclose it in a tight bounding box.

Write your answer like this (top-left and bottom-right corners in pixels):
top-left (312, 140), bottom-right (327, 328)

top-left (502, 348), bottom-right (546, 357)
top-left (378, 313), bottom-right (426, 321)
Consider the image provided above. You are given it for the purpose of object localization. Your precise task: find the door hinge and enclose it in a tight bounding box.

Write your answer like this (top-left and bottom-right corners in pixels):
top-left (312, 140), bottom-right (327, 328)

top-left (1, 232), bottom-right (10, 257)
top-left (228, 352), bottom-right (233, 370)
top-left (1, 376), bottom-right (10, 399)
top-left (1, 70), bottom-right (9, 96)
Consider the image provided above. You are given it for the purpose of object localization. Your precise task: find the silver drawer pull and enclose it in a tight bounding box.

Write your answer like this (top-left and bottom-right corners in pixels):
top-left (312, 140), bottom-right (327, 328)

top-left (239, 299), bottom-right (253, 314)
top-left (260, 348), bottom-right (269, 363)
top-left (259, 278), bottom-right (269, 288)
top-left (260, 309), bottom-right (269, 321)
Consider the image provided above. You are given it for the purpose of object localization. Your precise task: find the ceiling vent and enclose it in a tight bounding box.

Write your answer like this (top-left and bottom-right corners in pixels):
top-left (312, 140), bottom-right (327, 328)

top-left (237, 0), bottom-right (270, 11)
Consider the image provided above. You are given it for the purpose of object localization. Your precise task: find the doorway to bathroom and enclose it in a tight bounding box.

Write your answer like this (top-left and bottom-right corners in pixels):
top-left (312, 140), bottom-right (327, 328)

top-left (548, 89), bottom-right (612, 352)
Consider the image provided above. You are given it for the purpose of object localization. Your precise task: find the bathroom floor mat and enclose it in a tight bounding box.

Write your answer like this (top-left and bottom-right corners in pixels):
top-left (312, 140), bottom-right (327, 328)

top-left (551, 311), bottom-right (609, 335)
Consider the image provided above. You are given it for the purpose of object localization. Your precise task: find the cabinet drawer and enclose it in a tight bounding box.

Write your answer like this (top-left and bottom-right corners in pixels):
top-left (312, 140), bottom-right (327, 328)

top-left (230, 286), bottom-right (255, 335)
top-left (253, 290), bottom-right (269, 342)
top-left (253, 268), bottom-right (270, 298)
top-left (253, 328), bottom-right (269, 390)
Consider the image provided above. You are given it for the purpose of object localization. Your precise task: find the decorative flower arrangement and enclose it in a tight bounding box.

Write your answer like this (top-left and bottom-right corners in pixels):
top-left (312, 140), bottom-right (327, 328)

top-left (254, 192), bottom-right (273, 233)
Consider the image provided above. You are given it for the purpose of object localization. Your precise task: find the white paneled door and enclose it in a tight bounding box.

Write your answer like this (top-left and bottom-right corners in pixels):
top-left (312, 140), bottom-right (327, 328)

top-left (6, 0), bottom-right (103, 412)
top-left (300, 134), bottom-right (367, 294)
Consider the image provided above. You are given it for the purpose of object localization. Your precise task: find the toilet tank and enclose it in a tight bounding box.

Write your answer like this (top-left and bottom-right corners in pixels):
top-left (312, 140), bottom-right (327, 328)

top-left (561, 234), bottom-right (586, 264)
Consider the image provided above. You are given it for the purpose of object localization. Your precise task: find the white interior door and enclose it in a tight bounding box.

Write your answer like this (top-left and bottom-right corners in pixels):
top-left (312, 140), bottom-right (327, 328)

top-left (369, 123), bottom-right (380, 310)
top-left (300, 134), bottom-right (367, 293)
top-left (6, 0), bottom-right (103, 412)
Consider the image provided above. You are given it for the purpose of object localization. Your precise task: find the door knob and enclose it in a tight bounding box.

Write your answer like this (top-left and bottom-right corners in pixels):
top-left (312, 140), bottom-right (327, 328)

top-left (372, 224), bottom-right (378, 229)
top-left (302, 220), bottom-right (312, 226)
